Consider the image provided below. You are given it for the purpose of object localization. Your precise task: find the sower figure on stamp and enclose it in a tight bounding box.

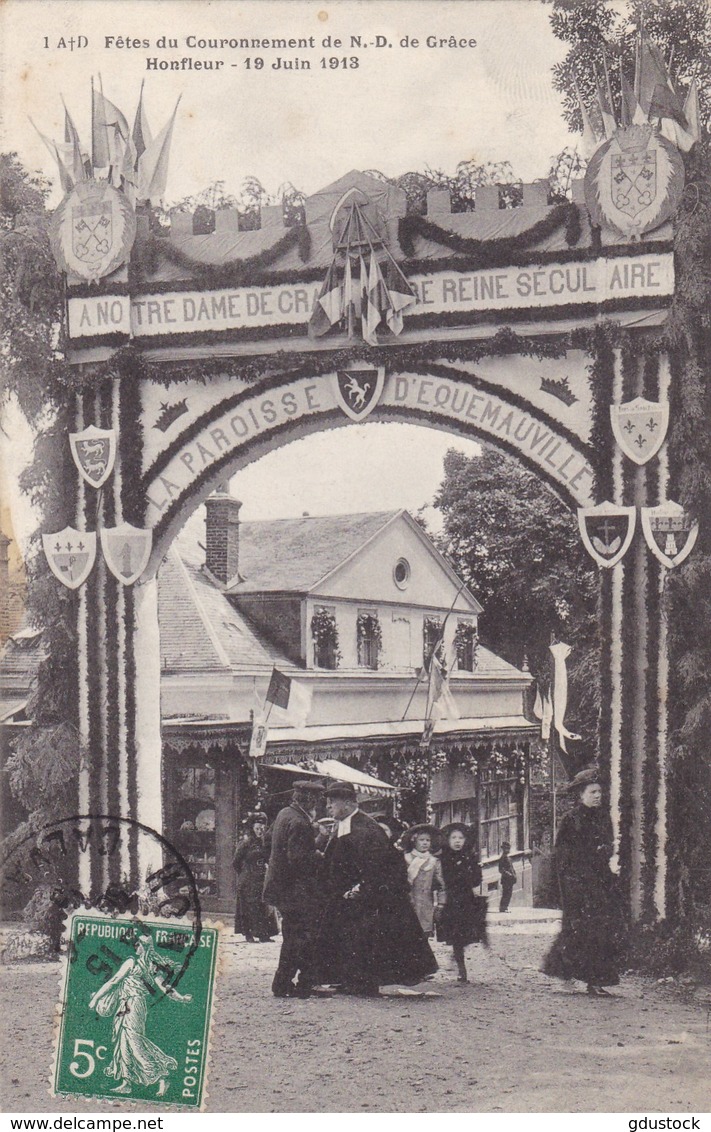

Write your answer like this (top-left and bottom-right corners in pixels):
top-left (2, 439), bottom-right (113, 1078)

top-left (263, 780), bottom-right (325, 999)
top-left (317, 781), bottom-right (437, 997)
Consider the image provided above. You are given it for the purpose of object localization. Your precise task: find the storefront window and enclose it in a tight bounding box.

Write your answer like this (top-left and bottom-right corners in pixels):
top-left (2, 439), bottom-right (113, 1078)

top-left (173, 764), bottom-right (217, 897)
top-left (479, 768), bottom-right (523, 860)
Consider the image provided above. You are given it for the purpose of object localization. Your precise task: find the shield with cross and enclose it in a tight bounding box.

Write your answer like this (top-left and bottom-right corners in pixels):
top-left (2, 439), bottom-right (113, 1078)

top-left (578, 501), bottom-right (636, 568)
top-left (100, 523), bottom-right (152, 586)
top-left (641, 501), bottom-right (699, 569)
top-left (42, 528), bottom-right (96, 590)
top-left (610, 398), bottom-right (669, 466)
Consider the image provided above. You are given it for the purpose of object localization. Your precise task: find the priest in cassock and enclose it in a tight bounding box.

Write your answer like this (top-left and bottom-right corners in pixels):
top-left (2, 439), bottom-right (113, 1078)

top-left (317, 781), bottom-right (437, 996)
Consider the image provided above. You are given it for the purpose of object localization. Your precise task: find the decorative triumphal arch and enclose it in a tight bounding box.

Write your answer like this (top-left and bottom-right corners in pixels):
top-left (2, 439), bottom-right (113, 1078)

top-left (44, 131), bottom-right (695, 919)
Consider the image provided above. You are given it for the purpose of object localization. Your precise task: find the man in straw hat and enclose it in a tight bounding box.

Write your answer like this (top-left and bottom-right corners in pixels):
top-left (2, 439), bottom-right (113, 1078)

top-left (316, 781), bottom-right (437, 996)
top-left (263, 779), bottom-right (325, 998)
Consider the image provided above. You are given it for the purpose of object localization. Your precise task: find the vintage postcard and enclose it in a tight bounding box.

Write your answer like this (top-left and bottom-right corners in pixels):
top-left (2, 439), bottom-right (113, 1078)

top-left (1, 0), bottom-right (709, 1117)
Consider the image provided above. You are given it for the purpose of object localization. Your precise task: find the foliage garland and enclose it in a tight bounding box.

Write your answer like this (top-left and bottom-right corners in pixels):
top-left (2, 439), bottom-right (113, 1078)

top-left (310, 607), bottom-right (341, 668)
top-left (453, 621), bottom-right (479, 672)
top-left (356, 612), bottom-right (382, 668)
top-left (397, 202), bottom-right (582, 261)
top-left (129, 224), bottom-right (312, 289)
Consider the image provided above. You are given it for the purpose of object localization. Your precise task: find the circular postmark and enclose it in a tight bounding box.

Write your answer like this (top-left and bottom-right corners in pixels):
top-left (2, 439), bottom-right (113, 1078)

top-left (1, 814), bottom-right (202, 997)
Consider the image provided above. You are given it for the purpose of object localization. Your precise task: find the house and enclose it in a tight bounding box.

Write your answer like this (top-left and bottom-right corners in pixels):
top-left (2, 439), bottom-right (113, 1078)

top-left (158, 491), bottom-right (537, 912)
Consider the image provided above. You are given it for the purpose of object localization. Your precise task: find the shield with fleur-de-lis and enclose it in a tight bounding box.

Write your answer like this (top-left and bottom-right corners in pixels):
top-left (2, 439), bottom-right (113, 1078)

top-left (610, 398), bottom-right (669, 466)
top-left (641, 501), bottom-right (699, 569)
top-left (42, 528), bottom-right (96, 589)
top-left (578, 501), bottom-right (636, 568)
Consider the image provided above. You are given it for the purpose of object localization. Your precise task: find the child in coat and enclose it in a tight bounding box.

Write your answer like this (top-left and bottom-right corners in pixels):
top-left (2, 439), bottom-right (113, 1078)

top-left (436, 823), bottom-right (487, 982)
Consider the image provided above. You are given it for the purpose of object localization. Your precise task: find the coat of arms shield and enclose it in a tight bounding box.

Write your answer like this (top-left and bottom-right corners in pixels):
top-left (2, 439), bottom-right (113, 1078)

top-left (42, 528), bottom-right (96, 590)
top-left (584, 125), bottom-right (684, 238)
top-left (49, 180), bottom-right (136, 282)
top-left (332, 366), bottom-right (385, 422)
top-left (69, 425), bottom-right (117, 489)
top-left (610, 398), bottom-right (669, 465)
top-left (641, 501), bottom-right (699, 569)
top-left (578, 501), bottom-right (636, 568)
top-left (100, 523), bottom-right (152, 585)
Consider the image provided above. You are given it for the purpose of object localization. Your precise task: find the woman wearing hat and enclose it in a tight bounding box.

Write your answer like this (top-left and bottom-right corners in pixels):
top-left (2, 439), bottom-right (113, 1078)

top-left (401, 824), bottom-right (445, 937)
top-left (436, 823), bottom-right (487, 983)
top-left (542, 767), bottom-right (624, 995)
top-left (233, 812), bottom-right (277, 943)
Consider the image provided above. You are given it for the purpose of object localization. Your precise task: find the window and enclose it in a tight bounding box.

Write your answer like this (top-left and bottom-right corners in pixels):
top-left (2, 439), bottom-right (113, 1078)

top-left (393, 558), bottom-right (411, 589)
top-left (311, 606), bottom-right (340, 669)
top-left (479, 767), bottom-right (523, 860)
top-left (423, 616), bottom-right (442, 666)
top-left (173, 764), bottom-right (217, 897)
top-left (357, 610), bottom-right (381, 670)
top-left (454, 620), bottom-right (478, 672)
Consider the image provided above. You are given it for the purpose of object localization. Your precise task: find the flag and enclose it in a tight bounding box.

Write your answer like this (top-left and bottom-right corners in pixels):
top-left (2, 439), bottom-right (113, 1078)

top-left (93, 90), bottom-right (137, 189)
top-left (266, 667), bottom-right (291, 710)
top-left (360, 254), bottom-right (377, 345)
top-left (62, 104), bottom-right (86, 185)
top-left (365, 251), bottom-right (385, 344)
top-left (309, 260), bottom-right (342, 337)
top-left (533, 685), bottom-right (544, 720)
top-left (343, 254), bottom-right (356, 337)
top-left (262, 678), bottom-right (312, 730)
top-left (573, 78), bottom-right (601, 158)
top-left (549, 642), bottom-right (581, 752)
top-left (594, 66), bottom-right (617, 139)
top-left (132, 81), bottom-right (153, 165)
top-left (619, 67), bottom-right (646, 127)
top-left (137, 97), bottom-right (180, 203)
top-left (684, 78), bottom-right (701, 144)
top-left (381, 258), bottom-right (416, 335)
top-left (638, 33), bottom-right (687, 127)
top-left (541, 690), bottom-right (553, 742)
top-left (427, 654), bottom-right (460, 722)
top-left (30, 119), bottom-right (73, 193)
top-left (91, 77), bottom-right (110, 171)
top-left (248, 716), bottom-right (269, 759)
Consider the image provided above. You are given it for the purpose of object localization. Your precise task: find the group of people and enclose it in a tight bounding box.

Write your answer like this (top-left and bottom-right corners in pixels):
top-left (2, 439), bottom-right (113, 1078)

top-left (232, 765), bottom-right (625, 1000)
top-left (233, 779), bottom-right (489, 997)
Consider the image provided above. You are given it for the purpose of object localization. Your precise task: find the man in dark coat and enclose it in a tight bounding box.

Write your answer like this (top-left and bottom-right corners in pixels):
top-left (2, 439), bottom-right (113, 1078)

top-left (317, 781), bottom-right (437, 996)
top-left (263, 780), bottom-right (324, 998)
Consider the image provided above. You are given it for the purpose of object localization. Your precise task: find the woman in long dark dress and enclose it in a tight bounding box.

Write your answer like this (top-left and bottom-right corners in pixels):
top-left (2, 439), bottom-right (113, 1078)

top-left (436, 823), bottom-right (487, 983)
top-left (233, 812), bottom-right (277, 942)
top-left (542, 767), bottom-right (625, 995)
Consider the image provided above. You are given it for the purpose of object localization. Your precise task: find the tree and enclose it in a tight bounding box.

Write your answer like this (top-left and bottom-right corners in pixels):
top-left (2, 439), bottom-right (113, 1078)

top-left (432, 445), bottom-right (599, 743)
top-left (548, 0), bottom-right (711, 137)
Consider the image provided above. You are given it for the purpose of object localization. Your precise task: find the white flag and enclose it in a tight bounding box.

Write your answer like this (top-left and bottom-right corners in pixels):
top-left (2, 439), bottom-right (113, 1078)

top-left (549, 642), bottom-right (581, 751)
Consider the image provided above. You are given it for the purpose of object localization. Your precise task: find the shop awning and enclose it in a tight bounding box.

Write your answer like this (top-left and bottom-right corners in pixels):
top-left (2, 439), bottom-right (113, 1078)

top-left (262, 757), bottom-right (397, 797)
top-left (265, 715), bottom-right (536, 744)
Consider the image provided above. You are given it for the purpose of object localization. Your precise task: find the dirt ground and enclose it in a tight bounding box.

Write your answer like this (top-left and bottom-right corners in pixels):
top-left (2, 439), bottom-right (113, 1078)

top-left (1, 919), bottom-right (710, 1114)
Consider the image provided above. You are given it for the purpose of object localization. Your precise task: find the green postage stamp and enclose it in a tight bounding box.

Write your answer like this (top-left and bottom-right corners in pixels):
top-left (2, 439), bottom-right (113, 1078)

top-left (52, 913), bottom-right (219, 1109)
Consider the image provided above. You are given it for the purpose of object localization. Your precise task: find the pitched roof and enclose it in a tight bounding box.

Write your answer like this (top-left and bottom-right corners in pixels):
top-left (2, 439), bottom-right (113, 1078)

top-left (157, 546), bottom-right (296, 675)
top-left (227, 511), bottom-right (399, 594)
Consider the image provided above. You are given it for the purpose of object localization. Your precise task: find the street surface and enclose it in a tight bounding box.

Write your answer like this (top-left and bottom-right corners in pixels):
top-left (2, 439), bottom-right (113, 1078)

top-left (1, 914), bottom-right (709, 1113)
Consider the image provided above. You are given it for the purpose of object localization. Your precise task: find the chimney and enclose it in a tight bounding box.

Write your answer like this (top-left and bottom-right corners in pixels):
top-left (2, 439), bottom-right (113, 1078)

top-left (204, 487), bottom-right (242, 585)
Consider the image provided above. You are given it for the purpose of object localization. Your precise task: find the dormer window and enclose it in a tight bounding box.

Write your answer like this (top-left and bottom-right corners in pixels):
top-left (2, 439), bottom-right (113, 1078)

top-left (454, 620), bottom-right (479, 672)
top-left (357, 610), bottom-right (382, 670)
